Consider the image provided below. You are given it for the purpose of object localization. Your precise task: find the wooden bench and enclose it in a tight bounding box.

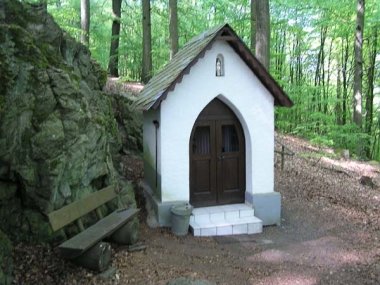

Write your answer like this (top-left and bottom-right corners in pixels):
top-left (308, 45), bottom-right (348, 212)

top-left (48, 185), bottom-right (139, 272)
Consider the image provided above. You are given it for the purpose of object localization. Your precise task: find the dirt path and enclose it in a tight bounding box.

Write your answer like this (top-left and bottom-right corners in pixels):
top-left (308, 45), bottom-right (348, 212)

top-left (111, 193), bottom-right (379, 285)
top-left (12, 135), bottom-right (380, 284)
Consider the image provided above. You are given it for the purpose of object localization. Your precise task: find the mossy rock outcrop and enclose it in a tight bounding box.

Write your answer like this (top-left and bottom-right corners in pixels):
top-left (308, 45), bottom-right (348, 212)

top-left (109, 94), bottom-right (143, 153)
top-left (0, 230), bottom-right (13, 285)
top-left (0, 0), bottom-right (136, 244)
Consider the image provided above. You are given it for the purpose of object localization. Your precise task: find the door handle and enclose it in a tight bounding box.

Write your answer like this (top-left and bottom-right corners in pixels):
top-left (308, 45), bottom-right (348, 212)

top-left (218, 155), bottom-right (225, 160)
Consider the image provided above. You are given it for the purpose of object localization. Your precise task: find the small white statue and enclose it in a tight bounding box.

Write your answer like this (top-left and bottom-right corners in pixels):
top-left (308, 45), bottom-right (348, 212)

top-left (216, 58), bottom-right (223, 76)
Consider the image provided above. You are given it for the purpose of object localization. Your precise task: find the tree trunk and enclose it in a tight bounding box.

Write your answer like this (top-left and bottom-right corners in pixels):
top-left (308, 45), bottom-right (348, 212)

top-left (341, 36), bottom-right (349, 125)
top-left (324, 38), bottom-right (333, 115)
top-left (255, 0), bottom-right (270, 70)
top-left (313, 26), bottom-right (327, 114)
top-left (108, 0), bottom-right (122, 77)
top-left (250, 0), bottom-right (256, 52)
top-left (365, 27), bottom-right (377, 134)
top-left (282, 30), bottom-right (287, 78)
top-left (353, 0), bottom-right (365, 127)
top-left (142, 0), bottom-right (152, 83)
top-left (295, 34), bottom-right (302, 85)
top-left (365, 26), bottom-right (377, 157)
top-left (80, 0), bottom-right (90, 47)
top-left (169, 0), bottom-right (178, 59)
top-left (336, 58), bottom-right (343, 125)
top-left (273, 27), bottom-right (286, 79)
top-left (295, 33), bottom-right (302, 125)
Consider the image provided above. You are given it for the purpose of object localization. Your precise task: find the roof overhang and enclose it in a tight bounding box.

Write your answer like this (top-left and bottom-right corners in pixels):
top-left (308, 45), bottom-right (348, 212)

top-left (136, 24), bottom-right (293, 110)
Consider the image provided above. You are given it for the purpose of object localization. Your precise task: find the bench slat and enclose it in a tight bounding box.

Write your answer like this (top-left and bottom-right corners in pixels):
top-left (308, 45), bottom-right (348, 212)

top-left (48, 186), bottom-right (117, 231)
top-left (58, 208), bottom-right (139, 259)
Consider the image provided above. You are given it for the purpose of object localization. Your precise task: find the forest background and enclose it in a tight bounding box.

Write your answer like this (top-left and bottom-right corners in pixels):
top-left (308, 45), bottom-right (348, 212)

top-left (25, 0), bottom-right (380, 160)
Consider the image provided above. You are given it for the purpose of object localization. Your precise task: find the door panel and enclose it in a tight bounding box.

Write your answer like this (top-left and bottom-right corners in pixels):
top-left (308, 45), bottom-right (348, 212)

top-left (190, 122), bottom-right (217, 206)
top-left (193, 160), bottom-right (211, 192)
top-left (217, 121), bottom-right (245, 204)
top-left (190, 99), bottom-right (245, 207)
top-left (221, 157), bottom-right (239, 190)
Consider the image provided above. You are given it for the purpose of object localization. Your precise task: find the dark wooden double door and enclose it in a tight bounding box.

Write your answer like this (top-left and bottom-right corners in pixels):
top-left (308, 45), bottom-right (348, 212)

top-left (190, 99), bottom-right (245, 207)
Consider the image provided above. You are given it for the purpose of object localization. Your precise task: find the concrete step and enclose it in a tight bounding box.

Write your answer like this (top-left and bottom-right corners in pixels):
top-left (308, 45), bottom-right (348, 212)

top-left (189, 204), bottom-right (262, 237)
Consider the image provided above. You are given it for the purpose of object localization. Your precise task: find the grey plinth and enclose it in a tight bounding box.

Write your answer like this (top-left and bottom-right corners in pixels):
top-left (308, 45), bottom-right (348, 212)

top-left (141, 181), bottom-right (188, 227)
top-left (249, 192), bottom-right (281, 226)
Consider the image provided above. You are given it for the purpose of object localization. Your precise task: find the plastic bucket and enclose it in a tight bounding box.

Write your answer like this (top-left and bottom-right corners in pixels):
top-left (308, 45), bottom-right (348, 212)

top-left (170, 203), bottom-right (193, 236)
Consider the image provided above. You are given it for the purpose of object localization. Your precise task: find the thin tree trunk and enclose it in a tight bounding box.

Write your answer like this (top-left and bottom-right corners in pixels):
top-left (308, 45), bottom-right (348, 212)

top-left (313, 26), bottom-right (327, 114)
top-left (169, 0), bottom-right (178, 59)
top-left (250, 0), bottom-right (256, 52)
top-left (289, 37), bottom-right (296, 85)
top-left (142, 0), bottom-right (152, 83)
top-left (273, 27), bottom-right (286, 79)
top-left (341, 36), bottom-right (349, 125)
top-left (372, 130), bottom-right (380, 159)
top-left (294, 34), bottom-right (302, 124)
top-left (295, 33), bottom-right (302, 85)
top-left (80, 0), bottom-right (90, 47)
top-left (255, 0), bottom-right (270, 70)
top-left (365, 27), bottom-right (377, 135)
top-left (365, 27), bottom-right (378, 157)
top-left (108, 0), bottom-right (122, 77)
top-left (281, 29), bottom-right (286, 77)
top-left (324, 38), bottom-right (333, 115)
top-left (353, 0), bottom-right (365, 127)
top-left (336, 63), bottom-right (342, 125)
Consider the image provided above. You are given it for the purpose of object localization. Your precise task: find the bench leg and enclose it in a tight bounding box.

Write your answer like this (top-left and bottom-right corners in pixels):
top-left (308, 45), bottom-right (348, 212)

top-left (111, 217), bottom-right (139, 245)
top-left (73, 242), bottom-right (111, 272)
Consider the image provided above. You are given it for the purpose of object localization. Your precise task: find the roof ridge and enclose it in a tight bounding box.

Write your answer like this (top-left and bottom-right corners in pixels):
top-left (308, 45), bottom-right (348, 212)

top-left (183, 23), bottom-right (227, 47)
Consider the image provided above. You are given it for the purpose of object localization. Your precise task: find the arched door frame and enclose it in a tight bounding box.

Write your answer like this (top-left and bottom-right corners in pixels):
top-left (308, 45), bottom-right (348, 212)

top-left (189, 97), bottom-right (246, 207)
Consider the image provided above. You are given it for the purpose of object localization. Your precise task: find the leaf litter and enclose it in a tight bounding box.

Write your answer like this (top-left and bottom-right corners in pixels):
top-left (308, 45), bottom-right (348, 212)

top-left (12, 135), bottom-right (380, 284)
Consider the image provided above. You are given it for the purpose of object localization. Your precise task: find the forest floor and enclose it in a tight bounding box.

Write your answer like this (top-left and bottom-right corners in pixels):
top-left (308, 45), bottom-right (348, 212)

top-left (12, 134), bottom-right (380, 285)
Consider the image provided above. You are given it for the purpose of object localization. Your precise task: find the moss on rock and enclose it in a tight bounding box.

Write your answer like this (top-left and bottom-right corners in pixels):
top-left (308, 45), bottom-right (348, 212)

top-left (0, 0), bottom-right (137, 244)
top-left (0, 230), bottom-right (13, 285)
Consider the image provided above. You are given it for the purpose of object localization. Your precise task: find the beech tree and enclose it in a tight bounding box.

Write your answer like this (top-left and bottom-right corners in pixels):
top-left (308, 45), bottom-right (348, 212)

top-left (108, 0), bottom-right (122, 77)
top-left (255, 0), bottom-right (270, 70)
top-left (142, 0), bottom-right (152, 83)
top-left (47, 0), bottom-right (380, 161)
top-left (250, 0), bottom-right (256, 52)
top-left (80, 0), bottom-right (90, 46)
top-left (365, 26), bottom-right (378, 157)
top-left (353, 0), bottom-right (365, 127)
top-left (169, 0), bottom-right (178, 59)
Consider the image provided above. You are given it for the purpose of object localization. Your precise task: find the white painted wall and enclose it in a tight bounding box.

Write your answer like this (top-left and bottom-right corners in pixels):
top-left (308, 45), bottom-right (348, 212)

top-left (146, 40), bottom-right (275, 203)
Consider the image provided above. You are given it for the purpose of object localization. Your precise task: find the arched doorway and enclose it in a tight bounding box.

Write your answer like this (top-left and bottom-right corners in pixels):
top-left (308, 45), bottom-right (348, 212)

top-left (190, 98), bottom-right (245, 207)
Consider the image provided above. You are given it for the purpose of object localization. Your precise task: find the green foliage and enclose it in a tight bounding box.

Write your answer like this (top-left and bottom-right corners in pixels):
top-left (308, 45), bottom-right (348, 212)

top-left (49, 2), bottom-right (81, 40)
top-left (44, 0), bottom-right (380, 161)
top-left (310, 137), bottom-right (334, 148)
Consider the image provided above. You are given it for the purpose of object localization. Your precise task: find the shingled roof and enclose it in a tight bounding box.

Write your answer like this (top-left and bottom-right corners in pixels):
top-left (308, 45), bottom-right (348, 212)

top-left (135, 23), bottom-right (293, 110)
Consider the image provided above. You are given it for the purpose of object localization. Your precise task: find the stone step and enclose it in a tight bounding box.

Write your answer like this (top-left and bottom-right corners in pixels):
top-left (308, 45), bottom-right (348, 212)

top-left (190, 216), bottom-right (262, 237)
top-left (189, 204), bottom-right (262, 237)
top-left (190, 204), bottom-right (255, 224)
